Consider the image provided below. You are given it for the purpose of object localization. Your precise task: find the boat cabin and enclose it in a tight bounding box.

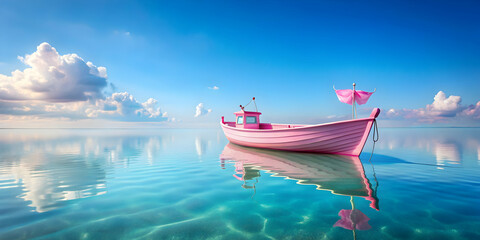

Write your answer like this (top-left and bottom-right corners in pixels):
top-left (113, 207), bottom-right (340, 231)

top-left (233, 110), bottom-right (261, 129)
top-left (221, 110), bottom-right (304, 130)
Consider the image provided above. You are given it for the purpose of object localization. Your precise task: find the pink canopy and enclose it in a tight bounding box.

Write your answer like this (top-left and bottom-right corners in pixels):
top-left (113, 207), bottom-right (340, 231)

top-left (335, 89), bottom-right (374, 105)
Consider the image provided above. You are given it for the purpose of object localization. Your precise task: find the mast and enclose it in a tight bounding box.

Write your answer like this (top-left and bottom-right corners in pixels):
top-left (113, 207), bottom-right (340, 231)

top-left (352, 83), bottom-right (356, 119)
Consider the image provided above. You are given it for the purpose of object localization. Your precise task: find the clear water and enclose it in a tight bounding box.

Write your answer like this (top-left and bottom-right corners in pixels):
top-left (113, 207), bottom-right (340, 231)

top-left (0, 128), bottom-right (479, 240)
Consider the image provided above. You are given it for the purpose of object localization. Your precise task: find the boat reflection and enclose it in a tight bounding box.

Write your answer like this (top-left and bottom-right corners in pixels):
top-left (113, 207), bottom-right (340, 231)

top-left (220, 143), bottom-right (379, 211)
top-left (220, 143), bottom-right (379, 239)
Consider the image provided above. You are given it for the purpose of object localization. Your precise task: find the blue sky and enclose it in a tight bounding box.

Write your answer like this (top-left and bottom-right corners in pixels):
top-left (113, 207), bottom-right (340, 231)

top-left (0, 0), bottom-right (479, 127)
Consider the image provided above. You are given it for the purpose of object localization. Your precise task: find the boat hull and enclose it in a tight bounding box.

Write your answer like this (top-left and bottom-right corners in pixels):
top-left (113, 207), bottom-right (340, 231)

top-left (221, 108), bottom-right (380, 156)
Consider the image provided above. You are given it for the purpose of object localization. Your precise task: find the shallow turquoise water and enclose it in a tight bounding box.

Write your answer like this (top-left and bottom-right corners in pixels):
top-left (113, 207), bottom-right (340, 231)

top-left (0, 128), bottom-right (479, 239)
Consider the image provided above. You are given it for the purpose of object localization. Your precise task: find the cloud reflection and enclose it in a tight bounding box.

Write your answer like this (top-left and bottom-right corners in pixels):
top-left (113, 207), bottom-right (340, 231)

top-left (0, 130), bottom-right (166, 212)
top-left (434, 142), bottom-right (461, 166)
top-left (375, 128), bottom-right (480, 166)
top-left (11, 157), bottom-right (107, 212)
top-left (478, 146), bottom-right (480, 162)
top-left (195, 136), bottom-right (206, 157)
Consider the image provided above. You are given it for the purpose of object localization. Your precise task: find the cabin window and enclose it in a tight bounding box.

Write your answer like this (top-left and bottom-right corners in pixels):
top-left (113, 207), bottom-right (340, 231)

top-left (236, 116), bottom-right (244, 124)
top-left (246, 116), bottom-right (257, 124)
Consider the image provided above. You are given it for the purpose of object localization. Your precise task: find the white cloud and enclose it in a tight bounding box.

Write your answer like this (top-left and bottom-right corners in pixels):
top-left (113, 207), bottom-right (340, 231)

top-left (384, 91), bottom-right (479, 124)
top-left (0, 42), bottom-right (167, 122)
top-left (194, 103), bottom-right (212, 117)
top-left (426, 91), bottom-right (462, 117)
top-left (463, 101), bottom-right (480, 119)
top-left (113, 30), bottom-right (131, 37)
top-left (85, 92), bottom-right (166, 121)
top-left (1, 42), bottom-right (107, 102)
top-left (208, 86), bottom-right (219, 90)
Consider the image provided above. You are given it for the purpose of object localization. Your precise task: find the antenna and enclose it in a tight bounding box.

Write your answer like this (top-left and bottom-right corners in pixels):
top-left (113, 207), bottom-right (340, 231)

top-left (242, 97), bottom-right (258, 112)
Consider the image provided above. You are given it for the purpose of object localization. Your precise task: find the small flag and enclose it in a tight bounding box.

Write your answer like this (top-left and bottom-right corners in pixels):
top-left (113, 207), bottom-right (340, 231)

top-left (335, 89), bottom-right (374, 105)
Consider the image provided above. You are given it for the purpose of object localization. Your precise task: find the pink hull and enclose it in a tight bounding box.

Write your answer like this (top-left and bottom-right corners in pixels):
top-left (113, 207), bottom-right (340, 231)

top-left (221, 108), bottom-right (380, 156)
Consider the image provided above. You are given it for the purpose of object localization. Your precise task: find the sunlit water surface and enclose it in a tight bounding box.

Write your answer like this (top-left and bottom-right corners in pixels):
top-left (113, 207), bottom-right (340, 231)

top-left (0, 128), bottom-right (479, 239)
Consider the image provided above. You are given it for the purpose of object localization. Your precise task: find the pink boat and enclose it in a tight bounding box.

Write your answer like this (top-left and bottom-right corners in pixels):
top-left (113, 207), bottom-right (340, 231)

top-left (220, 108), bottom-right (380, 156)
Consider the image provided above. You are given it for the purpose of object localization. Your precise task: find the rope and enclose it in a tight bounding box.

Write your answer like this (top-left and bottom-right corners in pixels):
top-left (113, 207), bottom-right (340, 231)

top-left (368, 120), bottom-right (379, 169)
top-left (367, 119), bottom-right (379, 208)
top-left (367, 120), bottom-right (379, 164)
top-left (372, 119), bottom-right (379, 143)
